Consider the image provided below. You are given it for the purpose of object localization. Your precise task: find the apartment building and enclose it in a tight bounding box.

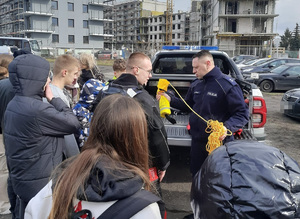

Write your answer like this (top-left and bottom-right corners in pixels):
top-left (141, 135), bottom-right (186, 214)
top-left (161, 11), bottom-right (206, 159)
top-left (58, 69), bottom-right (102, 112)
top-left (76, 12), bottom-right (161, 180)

top-left (0, 0), bottom-right (112, 54)
top-left (104, 0), bottom-right (203, 53)
top-left (103, 0), bottom-right (167, 52)
top-left (199, 0), bottom-right (278, 57)
top-left (147, 11), bottom-right (190, 49)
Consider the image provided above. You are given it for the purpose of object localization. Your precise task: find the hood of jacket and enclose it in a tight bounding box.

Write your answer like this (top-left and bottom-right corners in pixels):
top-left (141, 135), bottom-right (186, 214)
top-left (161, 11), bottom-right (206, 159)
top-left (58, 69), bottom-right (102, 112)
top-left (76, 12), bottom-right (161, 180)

top-left (8, 54), bottom-right (50, 98)
top-left (77, 155), bottom-right (144, 202)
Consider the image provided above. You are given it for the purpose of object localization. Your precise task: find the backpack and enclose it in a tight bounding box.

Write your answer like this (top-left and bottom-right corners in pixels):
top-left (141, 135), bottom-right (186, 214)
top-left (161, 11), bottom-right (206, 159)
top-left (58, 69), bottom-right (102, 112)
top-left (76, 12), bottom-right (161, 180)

top-left (71, 190), bottom-right (161, 219)
top-left (91, 82), bottom-right (142, 112)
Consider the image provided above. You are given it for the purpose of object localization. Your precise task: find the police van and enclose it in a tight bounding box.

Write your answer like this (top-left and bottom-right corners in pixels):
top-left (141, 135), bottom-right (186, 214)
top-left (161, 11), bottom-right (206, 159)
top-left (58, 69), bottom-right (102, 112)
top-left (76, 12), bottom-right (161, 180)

top-left (0, 37), bottom-right (41, 56)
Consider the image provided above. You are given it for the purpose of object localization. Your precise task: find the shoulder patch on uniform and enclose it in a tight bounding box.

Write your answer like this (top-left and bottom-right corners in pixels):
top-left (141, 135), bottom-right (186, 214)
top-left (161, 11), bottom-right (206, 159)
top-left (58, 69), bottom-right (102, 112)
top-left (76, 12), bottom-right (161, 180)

top-left (223, 76), bottom-right (237, 86)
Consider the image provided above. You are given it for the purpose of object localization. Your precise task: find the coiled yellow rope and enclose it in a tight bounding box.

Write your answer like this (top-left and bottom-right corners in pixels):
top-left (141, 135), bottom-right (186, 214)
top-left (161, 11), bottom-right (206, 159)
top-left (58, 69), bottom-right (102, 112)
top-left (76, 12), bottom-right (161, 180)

top-left (168, 82), bottom-right (232, 154)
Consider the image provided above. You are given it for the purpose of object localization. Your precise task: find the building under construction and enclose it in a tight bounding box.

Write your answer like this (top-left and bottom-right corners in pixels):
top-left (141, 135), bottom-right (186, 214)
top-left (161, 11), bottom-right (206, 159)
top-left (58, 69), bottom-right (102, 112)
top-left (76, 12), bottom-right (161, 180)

top-left (0, 0), bottom-right (112, 55)
top-left (0, 0), bottom-right (278, 56)
top-left (199, 0), bottom-right (278, 57)
top-left (103, 0), bottom-right (202, 53)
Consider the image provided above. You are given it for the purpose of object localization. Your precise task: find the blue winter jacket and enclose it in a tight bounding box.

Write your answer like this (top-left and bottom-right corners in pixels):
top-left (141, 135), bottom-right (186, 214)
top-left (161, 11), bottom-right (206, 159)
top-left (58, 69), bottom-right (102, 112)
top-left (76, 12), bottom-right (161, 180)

top-left (4, 54), bottom-right (81, 202)
top-left (171, 66), bottom-right (249, 141)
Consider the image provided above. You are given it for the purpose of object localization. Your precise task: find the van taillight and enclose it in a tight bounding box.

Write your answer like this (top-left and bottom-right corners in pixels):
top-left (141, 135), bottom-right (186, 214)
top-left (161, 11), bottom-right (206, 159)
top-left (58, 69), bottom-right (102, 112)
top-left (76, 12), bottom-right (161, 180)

top-left (252, 96), bottom-right (267, 128)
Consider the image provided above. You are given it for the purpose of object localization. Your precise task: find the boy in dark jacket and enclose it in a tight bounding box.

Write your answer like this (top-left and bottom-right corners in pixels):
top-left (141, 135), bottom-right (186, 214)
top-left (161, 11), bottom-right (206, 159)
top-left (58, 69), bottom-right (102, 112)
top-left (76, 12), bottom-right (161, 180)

top-left (4, 54), bottom-right (81, 218)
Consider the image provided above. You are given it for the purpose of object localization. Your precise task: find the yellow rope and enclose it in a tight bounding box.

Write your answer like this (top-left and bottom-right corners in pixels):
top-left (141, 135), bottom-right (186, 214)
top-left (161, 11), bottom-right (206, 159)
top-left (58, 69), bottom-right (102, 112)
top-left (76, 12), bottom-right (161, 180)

top-left (168, 82), bottom-right (232, 154)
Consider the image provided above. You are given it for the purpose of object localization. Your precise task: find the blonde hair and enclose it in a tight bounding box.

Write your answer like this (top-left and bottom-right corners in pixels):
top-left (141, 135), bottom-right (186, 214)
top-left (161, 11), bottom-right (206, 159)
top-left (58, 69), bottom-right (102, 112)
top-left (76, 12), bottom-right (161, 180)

top-left (0, 66), bottom-right (8, 79)
top-left (53, 55), bottom-right (80, 76)
top-left (0, 54), bottom-right (13, 69)
top-left (0, 54), bottom-right (13, 79)
top-left (126, 52), bottom-right (150, 70)
top-left (79, 53), bottom-right (97, 70)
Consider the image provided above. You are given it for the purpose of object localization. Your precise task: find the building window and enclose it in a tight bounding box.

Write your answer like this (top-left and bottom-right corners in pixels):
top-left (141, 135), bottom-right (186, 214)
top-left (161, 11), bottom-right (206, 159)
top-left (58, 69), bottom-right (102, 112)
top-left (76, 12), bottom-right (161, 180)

top-left (51, 1), bottom-right (58, 10)
top-left (52, 34), bottom-right (59, 43)
top-left (83, 4), bottom-right (88, 13)
top-left (173, 24), bottom-right (175, 30)
top-left (68, 2), bottom-right (74, 11)
top-left (178, 14), bottom-right (181, 20)
top-left (155, 26), bottom-right (157, 31)
top-left (150, 26), bottom-right (152, 31)
top-left (155, 35), bottom-right (157, 40)
top-left (83, 20), bottom-right (88, 28)
top-left (159, 26), bottom-right (162, 31)
top-left (52, 17), bottom-right (58, 26)
top-left (159, 17), bottom-right (162, 22)
top-left (178, 24), bottom-right (181, 29)
top-left (150, 35), bottom-right (152, 40)
top-left (172, 34), bottom-right (175, 39)
top-left (177, 33), bottom-right (180, 38)
top-left (83, 36), bottom-right (89, 44)
top-left (68, 19), bottom-right (74, 27)
top-left (68, 35), bottom-right (75, 43)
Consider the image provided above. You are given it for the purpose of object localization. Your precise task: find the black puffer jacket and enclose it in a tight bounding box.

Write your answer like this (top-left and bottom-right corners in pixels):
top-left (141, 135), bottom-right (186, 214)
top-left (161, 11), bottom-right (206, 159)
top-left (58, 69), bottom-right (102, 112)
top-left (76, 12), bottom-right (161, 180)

top-left (191, 140), bottom-right (300, 219)
top-left (92, 74), bottom-right (170, 171)
top-left (4, 54), bottom-right (81, 203)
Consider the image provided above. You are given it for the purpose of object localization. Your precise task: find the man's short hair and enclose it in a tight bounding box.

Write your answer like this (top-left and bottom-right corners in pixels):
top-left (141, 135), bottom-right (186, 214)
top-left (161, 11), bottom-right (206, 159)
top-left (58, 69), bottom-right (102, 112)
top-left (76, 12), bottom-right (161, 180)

top-left (192, 50), bottom-right (213, 60)
top-left (53, 55), bottom-right (80, 76)
top-left (113, 59), bottom-right (126, 72)
top-left (126, 52), bottom-right (150, 69)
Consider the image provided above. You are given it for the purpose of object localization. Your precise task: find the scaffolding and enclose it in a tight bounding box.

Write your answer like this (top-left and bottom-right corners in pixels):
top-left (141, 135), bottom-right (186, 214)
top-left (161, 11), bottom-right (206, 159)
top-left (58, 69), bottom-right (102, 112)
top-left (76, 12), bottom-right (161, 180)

top-left (0, 0), bottom-right (24, 36)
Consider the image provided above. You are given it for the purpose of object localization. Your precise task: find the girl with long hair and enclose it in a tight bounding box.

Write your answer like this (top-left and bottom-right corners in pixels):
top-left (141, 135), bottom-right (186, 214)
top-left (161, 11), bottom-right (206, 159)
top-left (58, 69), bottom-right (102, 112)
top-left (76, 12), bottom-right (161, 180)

top-left (78, 53), bottom-right (105, 88)
top-left (25, 94), bottom-right (161, 219)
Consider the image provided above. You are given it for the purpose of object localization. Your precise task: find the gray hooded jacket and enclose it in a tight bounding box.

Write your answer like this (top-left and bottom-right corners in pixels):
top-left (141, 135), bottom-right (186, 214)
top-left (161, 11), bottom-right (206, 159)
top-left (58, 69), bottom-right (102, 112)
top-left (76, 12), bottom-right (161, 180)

top-left (4, 54), bottom-right (80, 202)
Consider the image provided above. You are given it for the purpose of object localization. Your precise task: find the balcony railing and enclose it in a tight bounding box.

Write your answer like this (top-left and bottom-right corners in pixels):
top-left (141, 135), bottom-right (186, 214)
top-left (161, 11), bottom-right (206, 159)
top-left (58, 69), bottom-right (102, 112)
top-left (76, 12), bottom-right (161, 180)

top-left (88, 1), bottom-right (113, 7)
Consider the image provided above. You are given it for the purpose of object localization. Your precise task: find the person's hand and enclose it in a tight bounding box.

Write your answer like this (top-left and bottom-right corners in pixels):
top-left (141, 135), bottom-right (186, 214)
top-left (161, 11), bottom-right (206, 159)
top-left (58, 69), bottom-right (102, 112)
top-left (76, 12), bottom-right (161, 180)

top-left (219, 126), bottom-right (227, 141)
top-left (156, 92), bottom-right (171, 102)
top-left (45, 83), bottom-right (54, 102)
top-left (158, 170), bottom-right (166, 182)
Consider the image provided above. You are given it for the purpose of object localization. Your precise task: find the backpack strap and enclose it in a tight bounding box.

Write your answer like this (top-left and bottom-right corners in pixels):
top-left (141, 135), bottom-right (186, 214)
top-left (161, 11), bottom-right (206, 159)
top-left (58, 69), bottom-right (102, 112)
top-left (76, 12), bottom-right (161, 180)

top-left (97, 190), bottom-right (161, 219)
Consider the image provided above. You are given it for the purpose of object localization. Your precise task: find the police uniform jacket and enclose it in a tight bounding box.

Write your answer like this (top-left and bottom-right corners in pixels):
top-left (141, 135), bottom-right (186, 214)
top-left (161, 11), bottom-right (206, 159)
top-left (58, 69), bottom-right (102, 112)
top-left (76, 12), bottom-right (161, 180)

top-left (171, 66), bottom-right (249, 142)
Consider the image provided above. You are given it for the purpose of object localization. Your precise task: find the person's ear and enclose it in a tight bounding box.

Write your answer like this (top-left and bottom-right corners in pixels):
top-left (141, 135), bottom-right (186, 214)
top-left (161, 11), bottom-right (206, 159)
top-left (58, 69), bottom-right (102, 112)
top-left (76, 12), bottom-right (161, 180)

top-left (62, 69), bottom-right (67, 77)
top-left (133, 66), bottom-right (139, 75)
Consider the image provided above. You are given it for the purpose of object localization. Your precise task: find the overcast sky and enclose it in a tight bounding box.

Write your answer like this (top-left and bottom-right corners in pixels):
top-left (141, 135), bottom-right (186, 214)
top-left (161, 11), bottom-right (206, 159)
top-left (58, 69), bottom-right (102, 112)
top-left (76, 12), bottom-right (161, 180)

top-left (173, 0), bottom-right (300, 35)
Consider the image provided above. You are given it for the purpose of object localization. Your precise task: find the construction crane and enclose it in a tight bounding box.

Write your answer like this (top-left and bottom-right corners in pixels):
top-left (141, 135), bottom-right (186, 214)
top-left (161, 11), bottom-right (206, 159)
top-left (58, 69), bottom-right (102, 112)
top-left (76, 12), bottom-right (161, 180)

top-left (165, 0), bottom-right (173, 45)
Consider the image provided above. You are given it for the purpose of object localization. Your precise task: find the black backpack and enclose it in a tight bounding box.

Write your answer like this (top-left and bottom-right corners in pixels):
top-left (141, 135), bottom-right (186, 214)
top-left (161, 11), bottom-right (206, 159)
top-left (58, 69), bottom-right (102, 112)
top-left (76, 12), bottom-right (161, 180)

top-left (91, 82), bottom-right (142, 112)
top-left (71, 190), bottom-right (161, 219)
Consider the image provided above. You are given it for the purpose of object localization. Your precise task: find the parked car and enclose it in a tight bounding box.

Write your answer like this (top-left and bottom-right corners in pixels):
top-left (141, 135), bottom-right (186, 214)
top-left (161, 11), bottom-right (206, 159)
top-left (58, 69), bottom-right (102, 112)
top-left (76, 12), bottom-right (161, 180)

top-left (280, 88), bottom-right (300, 120)
top-left (241, 58), bottom-right (300, 74)
top-left (244, 63), bottom-right (300, 92)
top-left (94, 50), bottom-right (117, 59)
top-left (236, 58), bottom-right (270, 69)
top-left (232, 55), bottom-right (258, 64)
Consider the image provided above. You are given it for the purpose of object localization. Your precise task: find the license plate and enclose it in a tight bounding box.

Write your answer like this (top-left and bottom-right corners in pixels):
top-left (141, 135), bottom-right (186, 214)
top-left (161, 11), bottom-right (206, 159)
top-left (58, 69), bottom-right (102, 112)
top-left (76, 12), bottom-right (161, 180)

top-left (250, 73), bottom-right (259, 79)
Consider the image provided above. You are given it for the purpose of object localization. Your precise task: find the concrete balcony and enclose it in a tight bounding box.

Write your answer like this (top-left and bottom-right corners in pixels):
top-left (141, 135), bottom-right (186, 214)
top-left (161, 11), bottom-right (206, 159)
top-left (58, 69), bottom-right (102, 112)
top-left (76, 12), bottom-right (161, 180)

top-left (19, 10), bottom-right (54, 16)
top-left (88, 1), bottom-right (113, 7)
top-left (20, 28), bottom-right (53, 34)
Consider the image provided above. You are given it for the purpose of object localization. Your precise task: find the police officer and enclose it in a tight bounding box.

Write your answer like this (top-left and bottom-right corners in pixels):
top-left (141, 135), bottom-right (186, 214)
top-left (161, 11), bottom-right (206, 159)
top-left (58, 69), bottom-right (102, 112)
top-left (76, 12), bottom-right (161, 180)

top-left (159, 50), bottom-right (249, 177)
